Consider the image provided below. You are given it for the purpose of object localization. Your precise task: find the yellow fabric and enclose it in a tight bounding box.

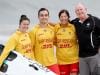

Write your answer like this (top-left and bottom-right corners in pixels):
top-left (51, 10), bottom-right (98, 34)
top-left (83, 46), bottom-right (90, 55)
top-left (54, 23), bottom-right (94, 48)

top-left (0, 30), bottom-right (35, 66)
top-left (29, 24), bottom-right (57, 66)
top-left (55, 23), bottom-right (79, 64)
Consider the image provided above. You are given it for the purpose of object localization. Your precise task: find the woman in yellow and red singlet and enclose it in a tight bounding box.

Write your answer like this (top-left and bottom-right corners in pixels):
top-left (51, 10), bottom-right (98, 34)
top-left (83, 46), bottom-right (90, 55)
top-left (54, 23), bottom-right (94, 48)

top-left (0, 15), bottom-right (35, 67)
top-left (55, 9), bottom-right (79, 75)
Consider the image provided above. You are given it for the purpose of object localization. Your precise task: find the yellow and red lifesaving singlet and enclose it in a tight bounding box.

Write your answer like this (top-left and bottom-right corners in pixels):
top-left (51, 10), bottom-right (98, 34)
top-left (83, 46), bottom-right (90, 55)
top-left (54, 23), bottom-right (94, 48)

top-left (29, 24), bottom-right (57, 66)
top-left (55, 23), bottom-right (79, 65)
top-left (0, 30), bottom-right (35, 66)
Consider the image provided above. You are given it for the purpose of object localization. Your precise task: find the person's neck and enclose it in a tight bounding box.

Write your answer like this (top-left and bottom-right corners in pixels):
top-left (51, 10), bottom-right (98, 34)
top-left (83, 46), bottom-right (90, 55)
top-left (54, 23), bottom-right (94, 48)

top-left (39, 22), bottom-right (48, 28)
top-left (60, 22), bottom-right (68, 27)
top-left (80, 14), bottom-right (89, 22)
top-left (18, 29), bottom-right (26, 33)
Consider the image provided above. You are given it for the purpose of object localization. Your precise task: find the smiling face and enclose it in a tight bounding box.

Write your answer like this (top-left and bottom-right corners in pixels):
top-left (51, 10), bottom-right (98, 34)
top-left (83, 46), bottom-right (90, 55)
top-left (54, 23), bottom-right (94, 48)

top-left (19, 20), bottom-right (30, 32)
top-left (75, 3), bottom-right (87, 20)
top-left (59, 12), bottom-right (69, 25)
top-left (58, 10), bottom-right (70, 25)
top-left (38, 10), bottom-right (49, 24)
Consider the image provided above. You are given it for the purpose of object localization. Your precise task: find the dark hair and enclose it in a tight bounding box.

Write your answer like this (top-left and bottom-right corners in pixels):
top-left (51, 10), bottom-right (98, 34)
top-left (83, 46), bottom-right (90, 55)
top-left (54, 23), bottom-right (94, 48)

top-left (58, 9), bottom-right (70, 18)
top-left (19, 15), bottom-right (30, 24)
top-left (38, 8), bottom-right (49, 16)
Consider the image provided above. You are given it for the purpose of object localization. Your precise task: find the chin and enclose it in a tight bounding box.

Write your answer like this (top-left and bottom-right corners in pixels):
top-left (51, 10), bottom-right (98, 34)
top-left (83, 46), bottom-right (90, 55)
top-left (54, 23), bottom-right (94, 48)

top-left (79, 14), bottom-right (85, 18)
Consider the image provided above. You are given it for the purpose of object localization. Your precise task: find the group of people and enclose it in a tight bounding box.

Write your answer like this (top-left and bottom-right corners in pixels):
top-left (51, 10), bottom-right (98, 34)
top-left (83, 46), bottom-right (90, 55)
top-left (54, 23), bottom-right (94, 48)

top-left (0, 3), bottom-right (100, 75)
